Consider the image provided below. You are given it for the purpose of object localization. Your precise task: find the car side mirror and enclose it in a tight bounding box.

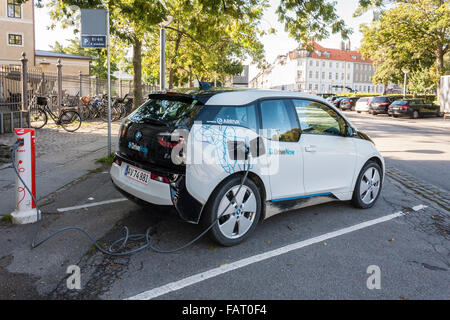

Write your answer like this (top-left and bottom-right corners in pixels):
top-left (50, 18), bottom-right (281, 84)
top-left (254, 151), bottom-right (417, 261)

top-left (345, 125), bottom-right (357, 137)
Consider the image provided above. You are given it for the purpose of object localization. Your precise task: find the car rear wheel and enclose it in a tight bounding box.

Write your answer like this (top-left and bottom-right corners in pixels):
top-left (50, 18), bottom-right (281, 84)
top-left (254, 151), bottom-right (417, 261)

top-left (352, 161), bottom-right (382, 209)
top-left (202, 176), bottom-right (261, 246)
top-left (411, 110), bottom-right (420, 119)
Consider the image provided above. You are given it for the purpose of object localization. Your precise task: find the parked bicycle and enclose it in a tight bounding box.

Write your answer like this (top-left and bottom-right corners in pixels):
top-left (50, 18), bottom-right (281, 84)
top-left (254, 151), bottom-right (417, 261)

top-left (29, 96), bottom-right (82, 132)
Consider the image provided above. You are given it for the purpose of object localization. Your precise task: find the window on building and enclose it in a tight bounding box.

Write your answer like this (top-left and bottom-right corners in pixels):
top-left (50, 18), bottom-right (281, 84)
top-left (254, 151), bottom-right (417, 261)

top-left (316, 61), bottom-right (319, 67)
top-left (7, 0), bottom-right (21, 18)
top-left (309, 84), bottom-right (312, 90)
top-left (322, 72), bottom-right (325, 79)
top-left (347, 73), bottom-right (350, 80)
top-left (309, 70), bottom-right (313, 79)
top-left (329, 62), bottom-right (332, 67)
top-left (316, 71), bottom-right (319, 79)
top-left (335, 73), bottom-right (338, 80)
top-left (322, 61), bottom-right (325, 67)
top-left (329, 72), bottom-right (332, 80)
top-left (297, 70), bottom-right (302, 78)
top-left (309, 60), bottom-right (313, 66)
top-left (341, 73), bottom-right (344, 80)
top-left (8, 34), bottom-right (23, 46)
top-left (314, 84), bottom-right (318, 91)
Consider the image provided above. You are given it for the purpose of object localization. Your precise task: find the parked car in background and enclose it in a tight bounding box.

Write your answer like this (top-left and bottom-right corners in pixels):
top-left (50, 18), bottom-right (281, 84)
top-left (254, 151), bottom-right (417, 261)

top-left (388, 99), bottom-right (441, 119)
top-left (340, 97), bottom-right (360, 111)
top-left (369, 96), bottom-right (399, 115)
top-left (355, 97), bottom-right (373, 113)
top-left (333, 97), bottom-right (348, 109)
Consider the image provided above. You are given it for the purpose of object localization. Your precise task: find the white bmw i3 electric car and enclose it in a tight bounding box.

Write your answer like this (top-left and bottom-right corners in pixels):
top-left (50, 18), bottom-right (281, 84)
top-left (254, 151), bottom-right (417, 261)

top-left (110, 89), bottom-right (384, 246)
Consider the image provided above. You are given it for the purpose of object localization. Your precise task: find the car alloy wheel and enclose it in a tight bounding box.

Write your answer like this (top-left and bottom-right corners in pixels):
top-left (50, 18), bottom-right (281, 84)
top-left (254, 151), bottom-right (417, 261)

top-left (202, 176), bottom-right (261, 246)
top-left (352, 161), bottom-right (382, 209)
top-left (217, 185), bottom-right (257, 240)
top-left (359, 167), bottom-right (381, 205)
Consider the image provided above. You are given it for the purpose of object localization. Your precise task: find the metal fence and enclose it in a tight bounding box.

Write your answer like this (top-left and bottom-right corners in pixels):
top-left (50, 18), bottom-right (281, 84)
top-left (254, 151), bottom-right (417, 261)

top-left (0, 53), bottom-right (158, 115)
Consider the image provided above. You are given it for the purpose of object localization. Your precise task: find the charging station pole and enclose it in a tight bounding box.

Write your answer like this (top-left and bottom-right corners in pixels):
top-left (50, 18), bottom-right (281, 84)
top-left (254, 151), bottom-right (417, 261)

top-left (80, 8), bottom-right (110, 155)
top-left (11, 128), bottom-right (40, 224)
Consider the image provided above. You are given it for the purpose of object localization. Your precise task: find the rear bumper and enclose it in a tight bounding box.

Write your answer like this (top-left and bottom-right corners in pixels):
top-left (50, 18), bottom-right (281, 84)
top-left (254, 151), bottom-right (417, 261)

top-left (388, 109), bottom-right (411, 117)
top-left (370, 106), bottom-right (388, 114)
top-left (110, 162), bottom-right (173, 206)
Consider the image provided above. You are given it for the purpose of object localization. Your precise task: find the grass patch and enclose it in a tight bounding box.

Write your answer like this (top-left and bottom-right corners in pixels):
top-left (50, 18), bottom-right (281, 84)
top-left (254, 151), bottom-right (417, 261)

top-left (96, 153), bottom-right (115, 165)
top-left (88, 167), bottom-right (103, 174)
top-left (1, 215), bottom-right (12, 223)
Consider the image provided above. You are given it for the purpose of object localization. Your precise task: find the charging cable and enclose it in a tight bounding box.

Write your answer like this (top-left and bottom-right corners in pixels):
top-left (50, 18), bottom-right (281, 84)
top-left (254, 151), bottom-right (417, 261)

top-left (11, 140), bottom-right (252, 255)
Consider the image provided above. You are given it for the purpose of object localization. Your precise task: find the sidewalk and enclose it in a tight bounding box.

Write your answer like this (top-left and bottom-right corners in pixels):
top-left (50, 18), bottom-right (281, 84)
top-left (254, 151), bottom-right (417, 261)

top-left (0, 121), bottom-right (120, 216)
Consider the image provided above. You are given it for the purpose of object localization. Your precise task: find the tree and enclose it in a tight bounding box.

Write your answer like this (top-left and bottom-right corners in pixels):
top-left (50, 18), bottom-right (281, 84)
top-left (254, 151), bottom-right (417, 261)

top-left (140, 0), bottom-right (268, 89)
top-left (276, 0), bottom-right (352, 48)
top-left (408, 64), bottom-right (436, 94)
top-left (358, 0), bottom-right (449, 101)
top-left (45, 0), bottom-right (167, 110)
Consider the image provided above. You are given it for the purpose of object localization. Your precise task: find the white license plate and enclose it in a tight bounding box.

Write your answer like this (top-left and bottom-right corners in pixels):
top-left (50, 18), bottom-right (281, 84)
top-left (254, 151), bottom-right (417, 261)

top-left (124, 164), bottom-right (150, 185)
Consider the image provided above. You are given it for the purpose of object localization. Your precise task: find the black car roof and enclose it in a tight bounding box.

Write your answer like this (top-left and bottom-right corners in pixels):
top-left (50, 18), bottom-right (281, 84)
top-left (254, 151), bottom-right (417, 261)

top-left (147, 87), bottom-right (248, 104)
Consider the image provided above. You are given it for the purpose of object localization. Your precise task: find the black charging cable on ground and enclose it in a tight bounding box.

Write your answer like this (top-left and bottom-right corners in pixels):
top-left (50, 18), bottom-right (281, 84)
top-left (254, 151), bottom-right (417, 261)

top-left (11, 139), bottom-right (251, 255)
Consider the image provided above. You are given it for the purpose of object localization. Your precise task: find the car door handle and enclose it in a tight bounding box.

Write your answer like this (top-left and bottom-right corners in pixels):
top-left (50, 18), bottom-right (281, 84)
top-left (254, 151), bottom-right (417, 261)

top-left (305, 145), bottom-right (317, 152)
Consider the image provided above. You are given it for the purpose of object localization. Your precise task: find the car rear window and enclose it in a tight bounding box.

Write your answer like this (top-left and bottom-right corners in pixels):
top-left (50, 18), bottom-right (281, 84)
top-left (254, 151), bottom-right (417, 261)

top-left (195, 104), bottom-right (258, 130)
top-left (371, 97), bottom-right (390, 103)
top-left (128, 97), bottom-right (202, 127)
top-left (391, 100), bottom-right (408, 106)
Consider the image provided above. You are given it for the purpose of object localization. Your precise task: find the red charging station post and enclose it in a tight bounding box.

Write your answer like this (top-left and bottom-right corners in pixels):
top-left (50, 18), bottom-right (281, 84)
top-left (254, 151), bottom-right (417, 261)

top-left (11, 128), bottom-right (40, 224)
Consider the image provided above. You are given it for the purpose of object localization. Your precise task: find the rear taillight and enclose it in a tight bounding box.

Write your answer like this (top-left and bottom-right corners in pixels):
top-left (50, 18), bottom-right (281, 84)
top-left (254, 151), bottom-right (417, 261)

top-left (400, 106), bottom-right (409, 110)
top-left (380, 103), bottom-right (389, 106)
top-left (158, 136), bottom-right (184, 148)
top-left (151, 173), bottom-right (169, 184)
top-left (114, 157), bottom-right (122, 166)
top-left (388, 106), bottom-right (392, 109)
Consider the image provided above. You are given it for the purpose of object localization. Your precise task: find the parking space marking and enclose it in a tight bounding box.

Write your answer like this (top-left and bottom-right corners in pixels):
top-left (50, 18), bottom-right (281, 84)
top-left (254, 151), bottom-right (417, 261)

top-left (56, 198), bottom-right (127, 213)
top-left (126, 204), bottom-right (427, 300)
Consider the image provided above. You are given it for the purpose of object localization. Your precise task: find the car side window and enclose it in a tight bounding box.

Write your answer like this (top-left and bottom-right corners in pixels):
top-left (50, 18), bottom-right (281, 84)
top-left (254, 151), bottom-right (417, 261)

top-left (195, 104), bottom-right (258, 131)
top-left (260, 99), bottom-right (300, 142)
top-left (292, 99), bottom-right (346, 136)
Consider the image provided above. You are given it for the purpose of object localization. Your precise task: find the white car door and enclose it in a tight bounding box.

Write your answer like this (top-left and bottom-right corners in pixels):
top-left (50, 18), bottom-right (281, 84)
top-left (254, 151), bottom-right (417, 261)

top-left (292, 99), bottom-right (357, 195)
top-left (259, 99), bottom-right (304, 200)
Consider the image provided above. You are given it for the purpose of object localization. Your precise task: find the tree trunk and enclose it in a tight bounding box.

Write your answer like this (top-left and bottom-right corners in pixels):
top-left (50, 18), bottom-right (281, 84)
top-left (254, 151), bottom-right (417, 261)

top-left (132, 39), bottom-right (142, 111)
top-left (168, 33), bottom-right (182, 89)
top-left (436, 46), bottom-right (444, 104)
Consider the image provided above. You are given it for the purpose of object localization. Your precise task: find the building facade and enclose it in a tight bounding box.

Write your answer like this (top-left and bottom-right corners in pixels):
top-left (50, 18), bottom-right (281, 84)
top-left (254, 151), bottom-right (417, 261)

top-left (0, 0), bottom-right (36, 65)
top-left (250, 41), bottom-right (385, 94)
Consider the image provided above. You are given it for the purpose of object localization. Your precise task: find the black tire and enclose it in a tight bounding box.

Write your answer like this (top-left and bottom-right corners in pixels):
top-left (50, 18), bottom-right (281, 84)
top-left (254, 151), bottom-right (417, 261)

top-left (411, 110), bottom-right (420, 119)
top-left (60, 110), bottom-right (82, 132)
top-left (393, 115), bottom-right (399, 118)
top-left (29, 108), bottom-right (48, 129)
top-left (201, 175), bottom-right (262, 246)
top-left (352, 161), bottom-right (383, 209)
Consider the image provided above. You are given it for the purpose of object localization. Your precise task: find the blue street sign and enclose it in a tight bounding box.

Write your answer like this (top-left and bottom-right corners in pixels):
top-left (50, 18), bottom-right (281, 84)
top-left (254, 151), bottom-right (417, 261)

top-left (81, 35), bottom-right (107, 48)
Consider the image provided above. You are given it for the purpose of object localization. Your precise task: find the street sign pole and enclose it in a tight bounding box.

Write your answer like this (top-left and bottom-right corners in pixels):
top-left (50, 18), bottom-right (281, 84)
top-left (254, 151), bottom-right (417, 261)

top-left (107, 9), bottom-right (111, 155)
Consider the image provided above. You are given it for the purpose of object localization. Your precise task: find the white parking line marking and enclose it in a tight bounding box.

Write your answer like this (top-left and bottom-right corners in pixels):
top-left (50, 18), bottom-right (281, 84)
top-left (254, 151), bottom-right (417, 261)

top-left (56, 198), bottom-right (127, 213)
top-left (126, 205), bottom-right (427, 300)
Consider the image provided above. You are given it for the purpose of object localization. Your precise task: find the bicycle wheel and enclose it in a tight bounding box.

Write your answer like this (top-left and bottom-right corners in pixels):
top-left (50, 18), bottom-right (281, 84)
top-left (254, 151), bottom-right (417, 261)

top-left (29, 108), bottom-right (48, 129)
top-left (79, 105), bottom-right (91, 120)
top-left (60, 110), bottom-right (82, 132)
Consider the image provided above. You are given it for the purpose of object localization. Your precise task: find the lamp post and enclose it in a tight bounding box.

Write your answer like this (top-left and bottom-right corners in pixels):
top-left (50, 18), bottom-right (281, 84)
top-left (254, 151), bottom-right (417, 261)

top-left (160, 15), bottom-right (173, 91)
top-left (402, 68), bottom-right (409, 98)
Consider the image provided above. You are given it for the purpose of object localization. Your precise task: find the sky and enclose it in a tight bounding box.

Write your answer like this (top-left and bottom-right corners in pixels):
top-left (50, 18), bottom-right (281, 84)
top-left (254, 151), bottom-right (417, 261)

top-left (34, 0), bottom-right (374, 80)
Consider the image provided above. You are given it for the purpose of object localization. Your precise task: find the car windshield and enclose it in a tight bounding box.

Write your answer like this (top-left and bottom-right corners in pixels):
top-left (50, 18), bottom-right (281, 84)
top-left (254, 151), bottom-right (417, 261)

top-left (128, 97), bottom-right (202, 127)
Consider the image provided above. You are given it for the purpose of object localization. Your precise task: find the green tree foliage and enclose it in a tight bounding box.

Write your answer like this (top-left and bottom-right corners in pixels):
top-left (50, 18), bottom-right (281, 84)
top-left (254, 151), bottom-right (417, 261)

top-left (140, 0), bottom-right (268, 89)
top-left (408, 64), bottom-right (436, 94)
top-left (358, 0), bottom-right (449, 99)
top-left (276, 0), bottom-right (352, 48)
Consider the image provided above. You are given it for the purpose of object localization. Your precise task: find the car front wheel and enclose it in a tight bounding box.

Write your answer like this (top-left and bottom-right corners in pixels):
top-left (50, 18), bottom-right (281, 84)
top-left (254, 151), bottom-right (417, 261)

top-left (202, 176), bottom-right (262, 246)
top-left (352, 161), bottom-right (382, 209)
